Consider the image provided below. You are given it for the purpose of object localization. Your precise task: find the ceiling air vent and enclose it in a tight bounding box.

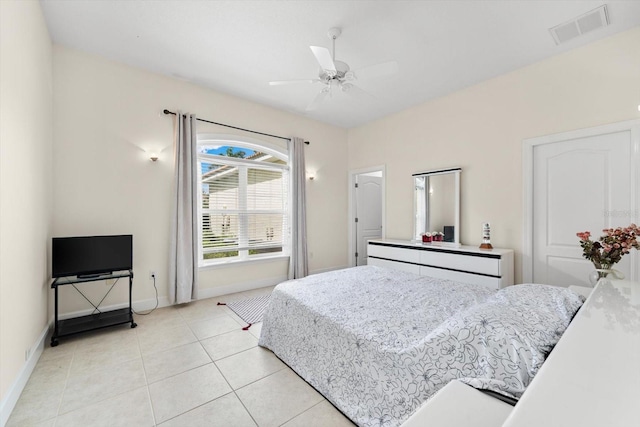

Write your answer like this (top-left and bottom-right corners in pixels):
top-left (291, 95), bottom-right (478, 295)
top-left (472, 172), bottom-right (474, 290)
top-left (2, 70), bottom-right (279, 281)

top-left (549, 4), bottom-right (609, 45)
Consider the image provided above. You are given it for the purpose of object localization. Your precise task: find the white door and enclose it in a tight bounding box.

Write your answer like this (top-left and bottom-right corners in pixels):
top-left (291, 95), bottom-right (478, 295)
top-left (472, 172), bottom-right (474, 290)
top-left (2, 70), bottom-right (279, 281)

top-left (355, 174), bottom-right (382, 266)
top-left (532, 128), bottom-right (636, 287)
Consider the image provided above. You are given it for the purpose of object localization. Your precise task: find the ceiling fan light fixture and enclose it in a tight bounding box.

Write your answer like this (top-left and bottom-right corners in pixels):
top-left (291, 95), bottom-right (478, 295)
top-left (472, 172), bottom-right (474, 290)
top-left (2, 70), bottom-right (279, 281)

top-left (271, 27), bottom-right (397, 111)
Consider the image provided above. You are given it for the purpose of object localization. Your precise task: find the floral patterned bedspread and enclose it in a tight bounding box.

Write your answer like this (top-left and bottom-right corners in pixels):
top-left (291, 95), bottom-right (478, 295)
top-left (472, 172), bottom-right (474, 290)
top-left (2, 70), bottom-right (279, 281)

top-left (258, 266), bottom-right (583, 427)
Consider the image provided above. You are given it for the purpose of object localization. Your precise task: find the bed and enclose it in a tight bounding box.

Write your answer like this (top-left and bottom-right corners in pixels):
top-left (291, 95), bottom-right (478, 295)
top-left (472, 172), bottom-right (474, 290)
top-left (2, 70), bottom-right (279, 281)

top-left (258, 265), bottom-right (584, 427)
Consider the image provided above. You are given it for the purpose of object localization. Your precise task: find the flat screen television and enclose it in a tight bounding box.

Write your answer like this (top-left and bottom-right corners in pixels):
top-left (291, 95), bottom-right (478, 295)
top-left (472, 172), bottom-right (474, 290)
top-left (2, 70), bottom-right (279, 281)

top-left (52, 235), bottom-right (133, 278)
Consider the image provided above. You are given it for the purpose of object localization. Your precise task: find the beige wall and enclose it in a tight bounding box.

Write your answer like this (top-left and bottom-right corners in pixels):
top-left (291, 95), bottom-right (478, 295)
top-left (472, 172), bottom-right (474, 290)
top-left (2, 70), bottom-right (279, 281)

top-left (0, 0), bottom-right (53, 403)
top-left (52, 46), bottom-right (349, 314)
top-left (348, 27), bottom-right (640, 283)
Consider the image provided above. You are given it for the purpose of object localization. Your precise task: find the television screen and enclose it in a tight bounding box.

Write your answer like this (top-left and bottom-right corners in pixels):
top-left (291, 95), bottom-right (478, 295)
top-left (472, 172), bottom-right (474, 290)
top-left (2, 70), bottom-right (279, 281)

top-left (52, 235), bottom-right (133, 278)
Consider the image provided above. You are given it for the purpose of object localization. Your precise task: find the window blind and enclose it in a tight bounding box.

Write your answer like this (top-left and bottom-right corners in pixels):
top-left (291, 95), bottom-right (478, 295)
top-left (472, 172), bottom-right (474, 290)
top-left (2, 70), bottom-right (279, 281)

top-left (199, 153), bottom-right (289, 262)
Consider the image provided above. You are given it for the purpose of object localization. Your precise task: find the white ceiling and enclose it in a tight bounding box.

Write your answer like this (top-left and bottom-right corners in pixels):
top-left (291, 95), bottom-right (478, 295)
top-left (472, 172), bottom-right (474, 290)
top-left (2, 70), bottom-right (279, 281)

top-left (40, 1), bottom-right (640, 129)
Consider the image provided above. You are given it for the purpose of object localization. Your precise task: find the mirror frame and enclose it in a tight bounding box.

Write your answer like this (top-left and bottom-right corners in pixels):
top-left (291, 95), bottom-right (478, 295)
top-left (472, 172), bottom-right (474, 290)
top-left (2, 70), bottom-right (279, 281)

top-left (413, 167), bottom-right (461, 244)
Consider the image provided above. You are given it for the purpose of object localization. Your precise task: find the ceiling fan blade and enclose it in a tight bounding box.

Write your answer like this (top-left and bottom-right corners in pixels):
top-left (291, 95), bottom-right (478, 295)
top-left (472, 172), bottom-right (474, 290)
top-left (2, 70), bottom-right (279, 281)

top-left (310, 46), bottom-right (337, 74)
top-left (341, 83), bottom-right (375, 101)
top-left (353, 61), bottom-right (398, 80)
top-left (305, 89), bottom-right (330, 111)
top-left (269, 79), bottom-right (319, 86)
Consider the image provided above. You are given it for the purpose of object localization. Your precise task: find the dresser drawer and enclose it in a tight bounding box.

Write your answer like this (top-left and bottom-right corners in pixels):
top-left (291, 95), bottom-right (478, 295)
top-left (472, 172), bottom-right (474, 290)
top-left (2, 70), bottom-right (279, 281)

top-left (367, 240), bottom-right (514, 288)
top-left (369, 257), bottom-right (420, 275)
top-left (419, 266), bottom-right (501, 290)
top-left (368, 245), bottom-right (420, 264)
top-left (419, 250), bottom-right (500, 277)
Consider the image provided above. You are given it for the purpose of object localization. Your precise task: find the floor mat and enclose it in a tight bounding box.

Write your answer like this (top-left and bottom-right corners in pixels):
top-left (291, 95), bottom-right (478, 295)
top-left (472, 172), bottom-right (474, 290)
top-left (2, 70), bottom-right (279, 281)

top-left (220, 294), bottom-right (271, 330)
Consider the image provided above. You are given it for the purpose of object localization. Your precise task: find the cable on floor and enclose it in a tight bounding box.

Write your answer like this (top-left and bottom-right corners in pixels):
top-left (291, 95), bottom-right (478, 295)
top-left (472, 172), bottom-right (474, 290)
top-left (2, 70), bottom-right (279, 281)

top-left (133, 274), bottom-right (159, 315)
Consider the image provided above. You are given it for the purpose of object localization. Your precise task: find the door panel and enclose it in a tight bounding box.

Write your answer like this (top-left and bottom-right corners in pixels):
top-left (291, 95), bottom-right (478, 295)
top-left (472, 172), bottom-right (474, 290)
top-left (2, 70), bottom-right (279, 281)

top-left (533, 130), bottom-right (632, 286)
top-left (356, 175), bottom-right (382, 266)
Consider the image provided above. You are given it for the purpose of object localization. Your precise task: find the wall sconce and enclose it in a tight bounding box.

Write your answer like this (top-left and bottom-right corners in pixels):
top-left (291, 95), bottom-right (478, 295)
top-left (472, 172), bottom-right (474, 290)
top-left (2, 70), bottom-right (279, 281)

top-left (307, 171), bottom-right (316, 181)
top-left (149, 153), bottom-right (159, 162)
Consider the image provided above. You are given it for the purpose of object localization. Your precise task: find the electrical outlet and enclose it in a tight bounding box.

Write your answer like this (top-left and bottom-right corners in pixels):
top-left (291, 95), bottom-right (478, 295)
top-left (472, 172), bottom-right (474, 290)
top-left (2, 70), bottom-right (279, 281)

top-left (149, 270), bottom-right (156, 280)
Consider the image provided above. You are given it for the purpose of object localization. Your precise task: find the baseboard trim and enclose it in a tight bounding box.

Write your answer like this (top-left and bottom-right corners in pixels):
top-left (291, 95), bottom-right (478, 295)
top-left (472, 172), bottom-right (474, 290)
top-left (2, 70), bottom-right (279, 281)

top-left (0, 323), bottom-right (49, 427)
top-left (55, 268), bottom-right (347, 317)
top-left (0, 268), bottom-right (348, 425)
top-left (54, 296), bottom-right (172, 321)
top-left (197, 275), bottom-right (288, 300)
top-left (55, 275), bottom-right (292, 321)
top-left (133, 295), bottom-right (172, 313)
top-left (309, 265), bottom-right (347, 275)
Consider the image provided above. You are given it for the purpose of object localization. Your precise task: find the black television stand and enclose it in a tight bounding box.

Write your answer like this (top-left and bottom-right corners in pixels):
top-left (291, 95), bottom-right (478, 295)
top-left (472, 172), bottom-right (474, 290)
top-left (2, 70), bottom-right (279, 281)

top-left (50, 270), bottom-right (136, 346)
top-left (77, 272), bottom-right (112, 279)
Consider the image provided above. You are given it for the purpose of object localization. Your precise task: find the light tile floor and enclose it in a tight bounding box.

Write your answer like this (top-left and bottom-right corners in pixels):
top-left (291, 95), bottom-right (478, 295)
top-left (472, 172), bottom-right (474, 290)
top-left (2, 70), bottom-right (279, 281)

top-left (7, 286), bottom-right (355, 427)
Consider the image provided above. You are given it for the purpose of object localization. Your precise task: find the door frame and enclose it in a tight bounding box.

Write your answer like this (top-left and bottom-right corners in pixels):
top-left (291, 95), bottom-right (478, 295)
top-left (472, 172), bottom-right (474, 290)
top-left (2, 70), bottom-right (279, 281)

top-left (522, 119), bottom-right (640, 282)
top-left (348, 165), bottom-right (386, 267)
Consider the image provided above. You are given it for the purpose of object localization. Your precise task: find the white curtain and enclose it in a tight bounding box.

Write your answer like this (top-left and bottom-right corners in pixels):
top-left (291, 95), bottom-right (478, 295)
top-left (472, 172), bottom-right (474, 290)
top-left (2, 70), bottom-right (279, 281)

top-left (169, 112), bottom-right (199, 304)
top-left (288, 137), bottom-right (308, 279)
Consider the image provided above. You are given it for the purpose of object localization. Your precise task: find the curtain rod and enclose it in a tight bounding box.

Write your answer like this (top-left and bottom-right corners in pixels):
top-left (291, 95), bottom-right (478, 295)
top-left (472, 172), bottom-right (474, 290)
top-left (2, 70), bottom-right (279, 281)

top-left (163, 109), bottom-right (309, 145)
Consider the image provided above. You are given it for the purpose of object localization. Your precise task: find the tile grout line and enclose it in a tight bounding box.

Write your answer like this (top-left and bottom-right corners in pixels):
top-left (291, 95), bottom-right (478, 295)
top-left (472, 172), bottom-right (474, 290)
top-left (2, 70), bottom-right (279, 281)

top-left (157, 390), bottom-right (239, 426)
top-left (55, 332), bottom-right (144, 415)
top-left (276, 390), bottom-right (329, 427)
top-left (152, 359), bottom-right (235, 425)
top-left (11, 288), bottom-right (323, 427)
top-left (137, 332), bottom-right (159, 426)
top-left (233, 389), bottom-right (260, 427)
top-left (204, 316), bottom-right (262, 427)
top-left (51, 342), bottom-right (76, 426)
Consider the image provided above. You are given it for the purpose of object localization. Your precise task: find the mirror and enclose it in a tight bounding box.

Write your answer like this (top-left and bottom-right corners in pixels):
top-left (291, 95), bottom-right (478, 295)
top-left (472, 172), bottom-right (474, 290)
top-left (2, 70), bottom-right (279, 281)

top-left (413, 168), bottom-right (461, 243)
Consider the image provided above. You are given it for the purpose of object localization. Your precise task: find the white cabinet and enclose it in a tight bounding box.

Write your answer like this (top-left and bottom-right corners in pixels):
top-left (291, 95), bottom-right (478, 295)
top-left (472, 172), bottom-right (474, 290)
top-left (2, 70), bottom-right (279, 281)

top-left (368, 239), bottom-right (514, 289)
top-left (401, 380), bottom-right (513, 427)
top-left (502, 279), bottom-right (640, 427)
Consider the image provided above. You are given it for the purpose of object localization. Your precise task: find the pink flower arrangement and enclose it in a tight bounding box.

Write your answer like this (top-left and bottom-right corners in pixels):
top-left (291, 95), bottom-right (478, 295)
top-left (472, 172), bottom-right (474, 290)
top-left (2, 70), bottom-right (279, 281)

top-left (576, 224), bottom-right (640, 270)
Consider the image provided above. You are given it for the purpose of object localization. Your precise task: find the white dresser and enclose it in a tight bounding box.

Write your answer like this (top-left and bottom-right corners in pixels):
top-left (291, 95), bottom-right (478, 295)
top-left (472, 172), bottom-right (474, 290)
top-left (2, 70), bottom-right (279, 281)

top-left (367, 239), bottom-right (514, 289)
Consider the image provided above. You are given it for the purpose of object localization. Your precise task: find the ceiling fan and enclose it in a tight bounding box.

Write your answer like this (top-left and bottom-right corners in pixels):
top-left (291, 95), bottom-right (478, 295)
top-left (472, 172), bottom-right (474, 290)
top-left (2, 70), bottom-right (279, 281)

top-left (269, 28), bottom-right (399, 111)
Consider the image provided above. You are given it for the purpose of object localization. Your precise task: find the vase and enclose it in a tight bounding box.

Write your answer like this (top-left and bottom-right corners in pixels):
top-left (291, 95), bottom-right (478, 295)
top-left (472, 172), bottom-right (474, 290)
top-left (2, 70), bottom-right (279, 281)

top-left (588, 268), bottom-right (613, 286)
top-left (588, 263), bottom-right (625, 285)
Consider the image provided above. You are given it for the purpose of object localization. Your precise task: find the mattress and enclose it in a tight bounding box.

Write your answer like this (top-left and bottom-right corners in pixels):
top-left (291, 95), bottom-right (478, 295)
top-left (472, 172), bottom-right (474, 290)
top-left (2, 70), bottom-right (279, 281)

top-left (259, 265), bottom-right (583, 427)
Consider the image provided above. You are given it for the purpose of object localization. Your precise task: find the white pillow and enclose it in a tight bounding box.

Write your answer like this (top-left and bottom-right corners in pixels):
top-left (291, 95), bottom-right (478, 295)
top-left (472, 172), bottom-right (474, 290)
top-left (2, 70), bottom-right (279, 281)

top-left (428, 284), bottom-right (584, 399)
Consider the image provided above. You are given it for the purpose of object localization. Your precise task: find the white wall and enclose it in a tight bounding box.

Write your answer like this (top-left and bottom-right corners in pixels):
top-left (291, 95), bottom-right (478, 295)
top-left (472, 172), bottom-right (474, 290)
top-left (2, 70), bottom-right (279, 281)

top-left (4, 7), bottom-right (637, 412)
top-left (0, 0), bottom-right (53, 408)
top-left (348, 27), bottom-right (640, 283)
top-left (52, 46), bottom-right (349, 314)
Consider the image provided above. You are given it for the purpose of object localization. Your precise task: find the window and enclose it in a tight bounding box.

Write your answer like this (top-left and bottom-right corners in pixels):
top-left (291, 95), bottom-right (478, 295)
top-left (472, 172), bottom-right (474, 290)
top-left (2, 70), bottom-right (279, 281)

top-left (197, 136), bottom-right (289, 265)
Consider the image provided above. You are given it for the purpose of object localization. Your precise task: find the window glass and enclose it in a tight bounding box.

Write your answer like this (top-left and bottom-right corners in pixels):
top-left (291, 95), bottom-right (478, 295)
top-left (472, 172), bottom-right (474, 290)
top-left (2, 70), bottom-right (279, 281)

top-left (197, 142), bottom-right (289, 265)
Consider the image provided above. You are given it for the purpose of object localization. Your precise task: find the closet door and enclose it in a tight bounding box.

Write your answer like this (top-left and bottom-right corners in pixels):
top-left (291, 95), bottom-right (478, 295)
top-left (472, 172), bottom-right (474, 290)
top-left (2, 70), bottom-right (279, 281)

top-left (531, 124), bottom-right (638, 286)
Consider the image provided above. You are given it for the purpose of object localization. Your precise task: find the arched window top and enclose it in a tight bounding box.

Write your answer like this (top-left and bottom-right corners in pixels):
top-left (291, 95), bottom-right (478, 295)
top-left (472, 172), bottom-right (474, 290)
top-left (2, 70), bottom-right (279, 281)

top-left (197, 133), bottom-right (288, 162)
